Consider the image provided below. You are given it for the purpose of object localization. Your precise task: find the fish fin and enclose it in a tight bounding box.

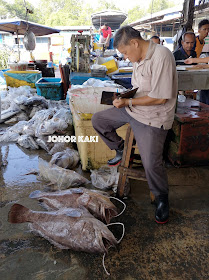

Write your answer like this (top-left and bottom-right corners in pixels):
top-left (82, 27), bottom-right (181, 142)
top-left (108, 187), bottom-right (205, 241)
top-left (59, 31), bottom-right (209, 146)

top-left (29, 190), bottom-right (42, 199)
top-left (31, 224), bottom-right (69, 249)
top-left (8, 204), bottom-right (30, 224)
top-left (71, 188), bottom-right (84, 194)
top-left (64, 209), bottom-right (82, 218)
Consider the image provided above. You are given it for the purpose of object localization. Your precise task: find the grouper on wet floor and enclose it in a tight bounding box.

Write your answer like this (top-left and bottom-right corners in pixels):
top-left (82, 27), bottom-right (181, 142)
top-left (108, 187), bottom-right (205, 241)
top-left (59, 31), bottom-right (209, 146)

top-left (8, 204), bottom-right (118, 254)
top-left (29, 188), bottom-right (118, 224)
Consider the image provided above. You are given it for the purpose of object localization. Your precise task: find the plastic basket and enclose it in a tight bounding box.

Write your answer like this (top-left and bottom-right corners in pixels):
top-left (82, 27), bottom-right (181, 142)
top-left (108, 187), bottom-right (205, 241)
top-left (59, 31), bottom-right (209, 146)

top-left (91, 69), bottom-right (106, 78)
top-left (4, 70), bottom-right (42, 88)
top-left (35, 77), bottom-right (64, 100)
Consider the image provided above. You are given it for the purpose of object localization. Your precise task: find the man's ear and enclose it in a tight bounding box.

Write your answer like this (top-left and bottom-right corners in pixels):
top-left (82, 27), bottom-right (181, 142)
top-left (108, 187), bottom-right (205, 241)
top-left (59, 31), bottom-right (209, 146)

top-left (130, 39), bottom-right (139, 48)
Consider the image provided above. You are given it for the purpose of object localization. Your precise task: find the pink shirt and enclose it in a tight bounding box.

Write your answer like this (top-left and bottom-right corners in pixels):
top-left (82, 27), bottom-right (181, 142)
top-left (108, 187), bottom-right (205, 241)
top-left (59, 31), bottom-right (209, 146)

top-left (101, 26), bottom-right (112, 38)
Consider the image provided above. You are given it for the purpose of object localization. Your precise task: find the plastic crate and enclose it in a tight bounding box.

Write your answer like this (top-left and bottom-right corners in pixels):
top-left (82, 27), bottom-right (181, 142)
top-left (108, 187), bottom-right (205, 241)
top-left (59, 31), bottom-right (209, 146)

top-left (91, 69), bottom-right (106, 78)
top-left (4, 70), bottom-right (42, 88)
top-left (35, 77), bottom-right (64, 100)
top-left (70, 72), bottom-right (110, 85)
top-left (97, 57), bottom-right (118, 74)
top-left (111, 73), bottom-right (132, 89)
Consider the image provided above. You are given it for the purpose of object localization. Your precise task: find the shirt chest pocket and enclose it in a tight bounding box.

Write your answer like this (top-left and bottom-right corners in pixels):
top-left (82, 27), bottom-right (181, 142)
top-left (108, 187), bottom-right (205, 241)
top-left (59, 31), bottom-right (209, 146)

top-left (140, 75), bottom-right (152, 92)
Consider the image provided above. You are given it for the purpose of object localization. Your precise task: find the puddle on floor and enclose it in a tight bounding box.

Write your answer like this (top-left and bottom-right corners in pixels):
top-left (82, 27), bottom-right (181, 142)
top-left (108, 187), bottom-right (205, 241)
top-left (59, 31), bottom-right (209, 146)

top-left (0, 143), bottom-right (50, 187)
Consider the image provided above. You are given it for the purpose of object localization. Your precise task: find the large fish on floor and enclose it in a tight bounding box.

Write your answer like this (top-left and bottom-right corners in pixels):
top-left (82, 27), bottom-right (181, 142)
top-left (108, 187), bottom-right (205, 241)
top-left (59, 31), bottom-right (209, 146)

top-left (29, 187), bottom-right (118, 223)
top-left (8, 204), bottom-right (117, 253)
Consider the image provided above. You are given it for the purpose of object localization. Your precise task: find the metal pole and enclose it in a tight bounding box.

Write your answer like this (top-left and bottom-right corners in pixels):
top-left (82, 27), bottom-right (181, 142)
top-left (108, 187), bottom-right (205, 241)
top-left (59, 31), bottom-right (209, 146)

top-left (17, 30), bottom-right (20, 61)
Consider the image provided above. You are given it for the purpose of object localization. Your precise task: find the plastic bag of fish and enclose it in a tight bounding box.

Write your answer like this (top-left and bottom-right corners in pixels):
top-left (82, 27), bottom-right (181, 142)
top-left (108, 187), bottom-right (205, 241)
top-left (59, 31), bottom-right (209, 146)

top-left (49, 148), bottom-right (80, 169)
top-left (38, 158), bottom-right (89, 189)
top-left (90, 165), bottom-right (120, 190)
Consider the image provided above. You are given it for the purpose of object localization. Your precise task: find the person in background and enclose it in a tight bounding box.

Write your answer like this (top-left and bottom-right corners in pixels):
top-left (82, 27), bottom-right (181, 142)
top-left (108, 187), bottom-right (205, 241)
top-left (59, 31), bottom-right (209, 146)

top-left (92, 26), bottom-right (178, 224)
top-left (192, 19), bottom-right (209, 104)
top-left (194, 19), bottom-right (209, 58)
top-left (173, 32), bottom-right (196, 65)
top-left (150, 35), bottom-right (160, 44)
top-left (185, 55), bottom-right (209, 104)
top-left (99, 23), bottom-right (112, 48)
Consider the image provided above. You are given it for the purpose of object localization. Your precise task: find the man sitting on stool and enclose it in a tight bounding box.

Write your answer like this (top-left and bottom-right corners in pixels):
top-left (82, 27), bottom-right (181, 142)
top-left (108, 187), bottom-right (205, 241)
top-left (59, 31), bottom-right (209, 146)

top-left (92, 26), bottom-right (178, 224)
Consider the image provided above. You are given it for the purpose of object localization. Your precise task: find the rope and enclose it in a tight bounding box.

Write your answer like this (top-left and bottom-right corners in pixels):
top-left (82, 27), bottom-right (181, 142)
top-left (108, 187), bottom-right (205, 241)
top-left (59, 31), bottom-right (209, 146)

top-left (109, 196), bottom-right (126, 218)
top-left (102, 222), bottom-right (125, 275)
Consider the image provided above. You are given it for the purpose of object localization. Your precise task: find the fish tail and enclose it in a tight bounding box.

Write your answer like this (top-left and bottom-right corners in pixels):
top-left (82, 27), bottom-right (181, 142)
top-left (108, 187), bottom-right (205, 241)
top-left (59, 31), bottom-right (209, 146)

top-left (8, 204), bottom-right (30, 224)
top-left (29, 190), bottom-right (42, 199)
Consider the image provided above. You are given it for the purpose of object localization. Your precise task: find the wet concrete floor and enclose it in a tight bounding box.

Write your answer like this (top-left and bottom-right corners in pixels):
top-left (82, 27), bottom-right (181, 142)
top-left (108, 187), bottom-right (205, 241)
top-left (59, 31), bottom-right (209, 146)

top-left (0, 142), bottom-right (209, 280)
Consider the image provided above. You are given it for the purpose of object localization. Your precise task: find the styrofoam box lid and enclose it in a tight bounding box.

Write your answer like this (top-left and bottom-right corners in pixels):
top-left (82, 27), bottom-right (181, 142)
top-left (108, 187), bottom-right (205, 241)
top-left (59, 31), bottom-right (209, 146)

top-left (68, 87), bottom-right (123, 114)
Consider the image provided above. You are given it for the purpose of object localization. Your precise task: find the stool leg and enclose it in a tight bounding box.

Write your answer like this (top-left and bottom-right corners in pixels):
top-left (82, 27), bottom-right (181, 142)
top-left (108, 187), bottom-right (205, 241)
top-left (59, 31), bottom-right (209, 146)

top-left (117, 126), bottom-right (134, 198)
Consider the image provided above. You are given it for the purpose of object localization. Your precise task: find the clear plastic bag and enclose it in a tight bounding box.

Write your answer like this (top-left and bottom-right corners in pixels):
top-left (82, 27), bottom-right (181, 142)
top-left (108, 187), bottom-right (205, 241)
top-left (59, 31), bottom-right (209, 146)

top-left (38, 158), bottom-right (89, 189)
top-left (35, 109), bottom-right (72, 137)
top-left (0, 130), bottom-right (19, 142)
top-left (90, 165), bottom-right (119, 190)
top-left (17, 135), bottom-right (39, 149)
top-left (50, 148), bottom-right (80, 169)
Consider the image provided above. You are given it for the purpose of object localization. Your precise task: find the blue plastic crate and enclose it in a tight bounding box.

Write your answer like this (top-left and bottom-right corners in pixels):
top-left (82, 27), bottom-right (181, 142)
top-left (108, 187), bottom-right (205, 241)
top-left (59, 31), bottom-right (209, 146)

top-left (35, 77), bottom-right (64, 100)
top-left (70, 72), bottom-right (110, 85)
top-left (111, 73), bottom-right (132, 89)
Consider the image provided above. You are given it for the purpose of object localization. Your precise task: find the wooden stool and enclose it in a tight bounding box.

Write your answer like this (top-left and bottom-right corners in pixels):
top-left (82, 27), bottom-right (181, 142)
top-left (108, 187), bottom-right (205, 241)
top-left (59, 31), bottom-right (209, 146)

top-left (117, 125), bottom-right (155, 203)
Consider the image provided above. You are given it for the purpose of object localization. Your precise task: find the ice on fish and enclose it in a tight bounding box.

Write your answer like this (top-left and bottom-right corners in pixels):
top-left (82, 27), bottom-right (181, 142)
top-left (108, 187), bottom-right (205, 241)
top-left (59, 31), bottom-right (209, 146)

top-left (50, 148), bottom-right (80, 169)
top-left (8, 203), bottom-right (117, 253)
top-left (29, 187), bottom-right (118, 223)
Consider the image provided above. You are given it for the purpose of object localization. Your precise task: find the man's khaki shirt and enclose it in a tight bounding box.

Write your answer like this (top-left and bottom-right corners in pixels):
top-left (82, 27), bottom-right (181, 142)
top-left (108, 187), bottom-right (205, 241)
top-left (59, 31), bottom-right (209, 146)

top-left (126, 40), bottom-right (178, 130)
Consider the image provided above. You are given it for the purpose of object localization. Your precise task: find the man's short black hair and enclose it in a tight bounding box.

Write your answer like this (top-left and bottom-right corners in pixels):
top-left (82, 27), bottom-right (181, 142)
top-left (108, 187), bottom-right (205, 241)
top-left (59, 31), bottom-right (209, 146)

top-left (198, 19), bottom-right (209, 29)
top-left (113, 26), bottom-right (142, 49)
top-left (150, 35), bottom-right (160, 40)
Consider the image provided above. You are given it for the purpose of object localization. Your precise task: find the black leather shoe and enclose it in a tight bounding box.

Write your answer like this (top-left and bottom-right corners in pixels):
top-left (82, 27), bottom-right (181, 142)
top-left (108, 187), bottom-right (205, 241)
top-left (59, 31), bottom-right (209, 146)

top-left (155, 194), bottom-right (169, 224)
top-left (108, 149), bottom-right (123, 166)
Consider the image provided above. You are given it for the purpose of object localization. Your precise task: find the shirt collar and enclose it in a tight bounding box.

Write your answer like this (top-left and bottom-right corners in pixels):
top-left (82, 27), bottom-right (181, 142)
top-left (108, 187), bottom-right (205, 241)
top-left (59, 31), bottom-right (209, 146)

top-left (136, 40), bottom-right (156, 66)
top-left (180, 46), bottom-right (196, 58)
top-left (145, 40), bottom-right (156, 60)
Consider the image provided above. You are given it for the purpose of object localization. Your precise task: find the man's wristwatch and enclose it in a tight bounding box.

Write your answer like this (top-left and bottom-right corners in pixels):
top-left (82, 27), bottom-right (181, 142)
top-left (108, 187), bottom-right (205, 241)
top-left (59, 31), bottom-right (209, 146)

top-left (129, 98), bottom-right (133, 111)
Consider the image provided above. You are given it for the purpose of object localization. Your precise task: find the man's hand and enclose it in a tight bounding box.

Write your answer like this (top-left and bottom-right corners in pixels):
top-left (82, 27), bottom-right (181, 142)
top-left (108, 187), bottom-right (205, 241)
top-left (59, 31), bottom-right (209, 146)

top-left (105, 41), bottom-right (109, 47)
top-left (184, 58), bottom-right (195, 64)
top-left (113, 98), bottom-right (128, 108)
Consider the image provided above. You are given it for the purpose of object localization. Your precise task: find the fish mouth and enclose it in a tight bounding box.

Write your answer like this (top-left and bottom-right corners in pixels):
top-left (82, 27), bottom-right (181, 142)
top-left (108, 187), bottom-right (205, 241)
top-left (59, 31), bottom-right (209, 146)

top-left (102, 237), bottom-right (116, 251)
top-left (105, 208), bottom-right (118, 223)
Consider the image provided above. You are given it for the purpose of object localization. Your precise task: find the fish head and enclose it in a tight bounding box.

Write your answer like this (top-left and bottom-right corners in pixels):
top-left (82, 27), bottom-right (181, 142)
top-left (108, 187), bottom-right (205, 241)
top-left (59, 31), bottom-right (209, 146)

top-left (79, 190), bottom-right (118, 223)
